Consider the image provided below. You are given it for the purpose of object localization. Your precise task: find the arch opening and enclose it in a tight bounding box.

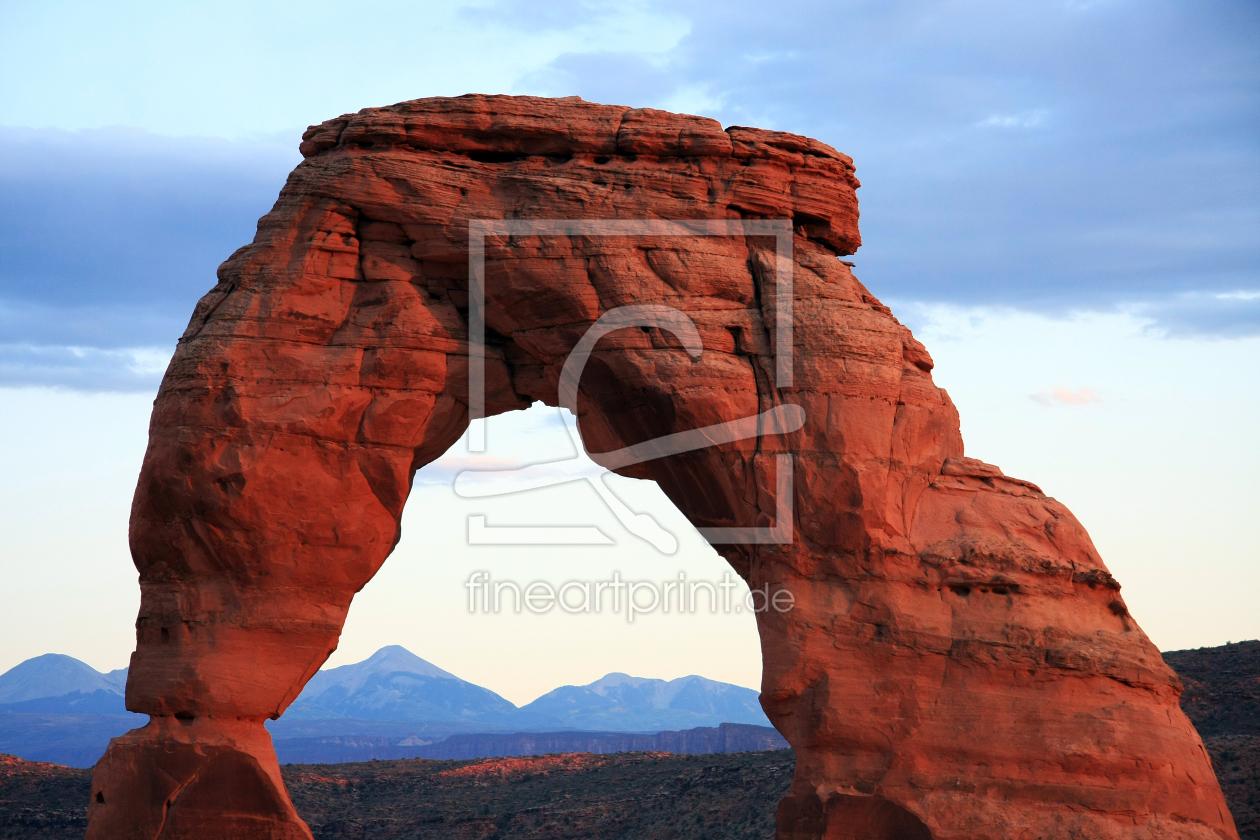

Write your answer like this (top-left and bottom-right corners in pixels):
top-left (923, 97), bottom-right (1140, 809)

top-left (327, 398), bottom-right (772, 711)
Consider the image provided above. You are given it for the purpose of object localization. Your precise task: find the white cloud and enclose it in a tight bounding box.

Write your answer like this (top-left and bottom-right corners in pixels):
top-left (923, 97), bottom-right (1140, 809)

top-left (414, 453), bottom-right (604, 490)
top-left (0, 344), bottom-right (172, 392)
top-left (654, 83), bottom-right (726, 118)
top-left (976, 109), bottom-right (1049, 129)
top-left (1031, 385), bottom-right (1101, 406)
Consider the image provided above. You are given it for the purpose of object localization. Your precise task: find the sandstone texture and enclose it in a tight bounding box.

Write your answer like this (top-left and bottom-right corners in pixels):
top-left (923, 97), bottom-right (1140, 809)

top-left (87, 95), bottom-right (1237, 839)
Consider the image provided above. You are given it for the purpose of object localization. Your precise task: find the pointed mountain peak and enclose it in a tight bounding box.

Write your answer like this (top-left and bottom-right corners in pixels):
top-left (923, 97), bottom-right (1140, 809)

top-left (0, 653), bottom-right (125, 703)
top-left (520, 670), bottom-right (770, 731)
top-left (587, 673), bottom-right (655, 694)
top-left (285, 646), bottom-right (518, 722)
top-left (296, 646), bottom-right (462, 704)
top-left (359, 646), bottom-right (458, 680)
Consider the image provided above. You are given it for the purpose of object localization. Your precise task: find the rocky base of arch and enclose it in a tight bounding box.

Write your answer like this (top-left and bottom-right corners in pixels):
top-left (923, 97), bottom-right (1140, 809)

top-left (86, 717), bottom-right (310, 840)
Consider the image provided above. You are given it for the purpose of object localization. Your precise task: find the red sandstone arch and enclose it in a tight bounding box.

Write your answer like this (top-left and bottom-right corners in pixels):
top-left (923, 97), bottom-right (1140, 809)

top-left (85, 95), bottom-right (1237, 840)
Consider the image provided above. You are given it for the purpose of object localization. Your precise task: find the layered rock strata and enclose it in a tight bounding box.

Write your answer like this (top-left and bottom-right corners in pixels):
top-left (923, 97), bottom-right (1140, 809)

top-left (86, 95), bottom-right (1237, 840)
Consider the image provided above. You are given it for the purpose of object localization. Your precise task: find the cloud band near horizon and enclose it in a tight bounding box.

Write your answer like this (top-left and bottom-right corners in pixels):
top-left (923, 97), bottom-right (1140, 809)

top-left (1, 0), bottom-right (1256, 391)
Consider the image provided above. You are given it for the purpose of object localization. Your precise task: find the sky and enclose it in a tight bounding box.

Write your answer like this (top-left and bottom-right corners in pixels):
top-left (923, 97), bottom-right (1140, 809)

top-left (0, 0), bottom-right (1256, 704)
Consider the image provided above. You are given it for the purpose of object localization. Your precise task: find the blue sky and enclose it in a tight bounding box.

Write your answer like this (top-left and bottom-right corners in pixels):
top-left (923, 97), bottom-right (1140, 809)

top-left (0, 0), bottom-right (1256, 697)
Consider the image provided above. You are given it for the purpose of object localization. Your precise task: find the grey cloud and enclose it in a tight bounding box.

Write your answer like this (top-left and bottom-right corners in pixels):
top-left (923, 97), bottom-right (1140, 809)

top-left (5, 1), bottom-right (1257, 396)
top-left (0, 126), bottom-right (298, 336)
top-left (0, 344), bottom-right (170, 392)
top-left (0, 126), bottom-right (298, 389)
top-left (0, 299), bottom-right (186, 351)
top-left (1132, 292), bottom-right (1260, 340)
top-left (514, 0), bottom-right (1260, 335)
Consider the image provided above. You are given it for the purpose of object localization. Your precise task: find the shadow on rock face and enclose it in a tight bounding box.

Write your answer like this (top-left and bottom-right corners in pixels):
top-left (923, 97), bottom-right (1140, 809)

top-left (779, 791), bottom-right (933, 840)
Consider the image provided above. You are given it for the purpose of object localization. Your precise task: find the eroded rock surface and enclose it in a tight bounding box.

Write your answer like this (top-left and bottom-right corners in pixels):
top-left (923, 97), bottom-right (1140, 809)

top-left (87, 95), bottom-right (1237, 840)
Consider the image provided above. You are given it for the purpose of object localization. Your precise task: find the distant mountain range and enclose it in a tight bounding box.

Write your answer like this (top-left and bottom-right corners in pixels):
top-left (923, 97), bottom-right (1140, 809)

top-left (284, 646), bottom-right (521, 725)
top-left (0, 654), bottom-right (145, 767)
top-left (282, 646), bottom-right (771, 732)
top-left (0, 646), bottom-right (772, 767)
top-left (270, 721), bottom-right (788, 764)
top-left (0, 654), bottom-right (132, 716)
top-left (522, 672), bottom-right (769, 732)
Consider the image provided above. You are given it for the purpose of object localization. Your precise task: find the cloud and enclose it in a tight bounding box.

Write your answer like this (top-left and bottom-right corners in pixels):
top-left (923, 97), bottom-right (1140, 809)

top-left (415, 406), bottom-right (596, 489)
top-left (414, 456), bottom-right (529, 488)
top-left (0, 126), bottom-right (297, 322)
top-left (0, 344), bottom-right (171, 392)
top-left (515, 0), bottom-right (1260, 335)
top-left (976, 110), bottom-right (1049, 129)
top-left (414, 453), bottom-right (606, 493)
top-left (0, 1), bottom-right (690, 140)
top-left (4, 0), bottom-right (1258, 395)
top-left (1031, 386), bottom-right (1101, 407)
top-left (0, 126), bottom-right (297, 390)
top-left (1130, 291), bottom-right (1260, 339)
top-left (0, 299), bottom-right (187, 353)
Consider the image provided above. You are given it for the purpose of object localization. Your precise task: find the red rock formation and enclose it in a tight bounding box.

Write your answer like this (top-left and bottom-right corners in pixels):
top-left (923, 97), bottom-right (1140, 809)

top-left (86, 95), bottom-right (1238, 840)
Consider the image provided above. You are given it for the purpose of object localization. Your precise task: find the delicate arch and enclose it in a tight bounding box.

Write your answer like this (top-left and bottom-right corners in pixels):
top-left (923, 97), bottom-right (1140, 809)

top-left (86, 96), bottom-right (1236, 840)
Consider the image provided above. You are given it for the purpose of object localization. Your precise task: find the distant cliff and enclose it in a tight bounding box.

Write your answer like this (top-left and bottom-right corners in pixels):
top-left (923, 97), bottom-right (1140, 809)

top-left (273, 722), bottom-right (787, 764)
